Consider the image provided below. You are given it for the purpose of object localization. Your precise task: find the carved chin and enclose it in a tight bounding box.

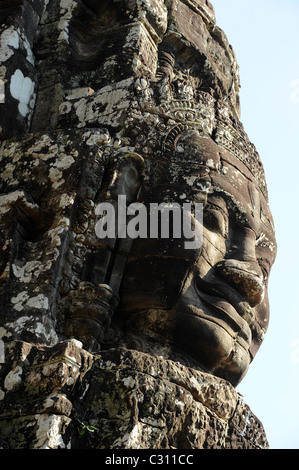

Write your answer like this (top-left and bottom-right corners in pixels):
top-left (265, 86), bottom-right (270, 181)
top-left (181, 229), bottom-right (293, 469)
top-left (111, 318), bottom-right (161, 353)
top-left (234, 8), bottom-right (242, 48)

top-left (124, 306), bottom-right (251, 387)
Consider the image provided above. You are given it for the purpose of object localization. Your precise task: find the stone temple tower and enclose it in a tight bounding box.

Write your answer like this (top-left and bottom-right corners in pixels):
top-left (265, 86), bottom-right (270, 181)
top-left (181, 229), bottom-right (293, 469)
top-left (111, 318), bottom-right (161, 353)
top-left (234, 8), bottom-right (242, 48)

top-left (0, 0), bottom-right (276, 449)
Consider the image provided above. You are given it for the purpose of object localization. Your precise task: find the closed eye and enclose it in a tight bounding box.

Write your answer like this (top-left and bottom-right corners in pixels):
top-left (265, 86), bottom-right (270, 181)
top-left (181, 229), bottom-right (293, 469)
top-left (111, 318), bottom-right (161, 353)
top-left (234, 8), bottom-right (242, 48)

top-left (203, 205), bottom-right (228, 239)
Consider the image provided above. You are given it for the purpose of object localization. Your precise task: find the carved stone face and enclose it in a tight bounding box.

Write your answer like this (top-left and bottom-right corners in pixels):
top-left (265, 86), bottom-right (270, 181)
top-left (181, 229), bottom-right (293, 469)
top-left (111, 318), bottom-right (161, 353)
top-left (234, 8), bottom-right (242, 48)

top-left (118, 130), bottom-right (276, 386)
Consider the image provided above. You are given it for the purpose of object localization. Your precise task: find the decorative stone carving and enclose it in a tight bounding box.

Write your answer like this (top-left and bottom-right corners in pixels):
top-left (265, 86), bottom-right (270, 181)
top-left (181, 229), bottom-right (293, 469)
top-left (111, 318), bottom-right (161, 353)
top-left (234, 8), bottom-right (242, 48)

top-left (0, 0), bottom-right (276, 449)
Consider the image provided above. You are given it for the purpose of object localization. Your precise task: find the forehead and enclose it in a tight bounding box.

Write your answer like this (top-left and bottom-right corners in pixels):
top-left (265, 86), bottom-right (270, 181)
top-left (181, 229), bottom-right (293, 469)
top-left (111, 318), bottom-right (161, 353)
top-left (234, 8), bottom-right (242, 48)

top-left (209, 150), bottom-right (276, 263)
top-left (212, 163), bottom-right (274, 230)
top-left (172, 131), bottom-right (276, 255)
top-left (174, 131), bottom-right (221, 170)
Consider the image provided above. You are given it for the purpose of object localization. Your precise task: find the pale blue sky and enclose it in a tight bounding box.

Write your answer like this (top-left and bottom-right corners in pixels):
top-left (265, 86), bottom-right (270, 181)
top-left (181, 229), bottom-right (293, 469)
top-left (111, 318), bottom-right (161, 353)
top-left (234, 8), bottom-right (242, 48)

top-left (211, 0), bottom-right (299, 449)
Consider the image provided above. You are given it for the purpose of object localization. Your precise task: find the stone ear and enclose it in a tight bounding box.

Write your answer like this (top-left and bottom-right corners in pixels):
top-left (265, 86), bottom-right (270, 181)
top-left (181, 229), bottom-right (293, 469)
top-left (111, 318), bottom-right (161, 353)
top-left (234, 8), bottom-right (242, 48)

top-left (108, 153), bottom-right (144, 203)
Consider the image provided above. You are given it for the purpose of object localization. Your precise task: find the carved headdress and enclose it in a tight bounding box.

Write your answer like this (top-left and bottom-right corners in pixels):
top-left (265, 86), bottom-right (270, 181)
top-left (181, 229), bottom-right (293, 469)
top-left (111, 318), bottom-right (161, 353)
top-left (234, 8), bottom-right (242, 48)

top-left (133, 76), bottom-right (268, 201)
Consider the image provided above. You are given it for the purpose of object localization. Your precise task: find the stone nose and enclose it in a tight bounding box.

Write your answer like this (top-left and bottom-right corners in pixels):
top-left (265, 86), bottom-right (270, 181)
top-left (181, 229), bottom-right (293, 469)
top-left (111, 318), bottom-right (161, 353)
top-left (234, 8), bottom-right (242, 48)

top-left (216, 260), bottom-right (265, 307)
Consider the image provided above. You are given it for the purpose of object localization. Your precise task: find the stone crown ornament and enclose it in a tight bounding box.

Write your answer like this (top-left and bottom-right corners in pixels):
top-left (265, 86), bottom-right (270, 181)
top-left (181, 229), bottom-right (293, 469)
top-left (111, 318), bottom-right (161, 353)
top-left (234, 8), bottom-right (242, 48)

top-left (135, 77), bottom-right (268, 201)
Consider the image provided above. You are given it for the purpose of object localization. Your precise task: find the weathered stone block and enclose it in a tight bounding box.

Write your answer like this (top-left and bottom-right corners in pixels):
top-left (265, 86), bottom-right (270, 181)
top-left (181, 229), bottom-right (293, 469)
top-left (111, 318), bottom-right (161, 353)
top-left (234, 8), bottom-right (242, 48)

top-left (0, 413), bottom-right (72, 449)
top-left (0, 36), bottom-right (37, 138)
top-left (71, 348), bottom-right (269, 449)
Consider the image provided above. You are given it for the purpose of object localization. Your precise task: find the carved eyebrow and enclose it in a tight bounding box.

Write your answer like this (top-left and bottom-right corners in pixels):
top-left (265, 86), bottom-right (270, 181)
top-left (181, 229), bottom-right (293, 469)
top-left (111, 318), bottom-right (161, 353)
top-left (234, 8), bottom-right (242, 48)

top-left (210, 186), bottom-right (249, 225)
top-left (204, 202), bottom-right (228, 219)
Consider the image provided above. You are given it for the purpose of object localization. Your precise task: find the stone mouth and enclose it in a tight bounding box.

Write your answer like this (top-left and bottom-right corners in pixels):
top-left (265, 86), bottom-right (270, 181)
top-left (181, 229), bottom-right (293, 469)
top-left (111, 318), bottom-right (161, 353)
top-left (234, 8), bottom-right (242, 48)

top-left (195, 277), bottom-right (254, 344)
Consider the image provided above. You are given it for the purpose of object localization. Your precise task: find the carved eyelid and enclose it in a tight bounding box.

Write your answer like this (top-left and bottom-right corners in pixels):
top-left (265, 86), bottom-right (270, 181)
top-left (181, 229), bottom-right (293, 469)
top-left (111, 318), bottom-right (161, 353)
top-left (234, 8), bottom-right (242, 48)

top-left (204, 203), bottom-right (228, 218)
top-left (204, 204), bottom-right (229, 237)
